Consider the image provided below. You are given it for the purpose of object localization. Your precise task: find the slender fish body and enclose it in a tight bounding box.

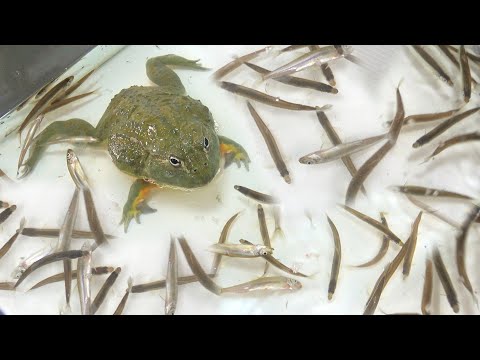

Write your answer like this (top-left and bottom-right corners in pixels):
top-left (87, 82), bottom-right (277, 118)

top-left (340, 205), bottom-right (403, 245)
top-left (326, 215), bottom-right (341, 300)
top-left (316, 110), bottom-right (366, 195)
top-left (178, 236), bottom-right (222, 295)
top-left (221, 82), bottom-right (322, 112)
top-left (221, 276), bottom-right (302, 294)
top-left (113, 277), bottom-right (133, 315)
top-left (364, 236), bottom-right (411, 315)
top-left (257, 204), bottom-right (272, 275)
top-left (455, 205), bottom-right (480, 304)
top-left (57, 188), bottom-right (80, 306)
top-left (263, 45), bottom-right (352, 80)
top-left (0, 218), bottom-right (26, 260)
top-left (402, 212), bottom-right (423, 277)
top-left (17, 76), bottom-right (74, 135)
top-left (355, 213), bottom-right (390, 268)
top-left (413, 107), bottom-right (480, 148)
top-left (346, 86), bottom-right (404, 205)
top-left (239, 239), bottom-right (308, 277)
top-left (233, 185), bottom-right (279, 204)
top-left (15, 249), bottom-right (87, 288)
top-left (433, 246), bottom-right (459, 313)
top-left (299, 133), bottom-right (388, 164)
top-left (211, 212), bottom-right (242, 276)
top-left (390, 185), bottom-right (472, 201)
top-left (422, 255), bottom-right (433, 315)
top-left (244, 62), bottom-right (337, 94)
top-left (165, 237), bottom-right (178, 315)
top-left (77, 243), bottom-right (93, 315)
top-left (67, 149), bottom-right (108, 246)
top-left (212, 46), bottom-right (272, 80)
top-left (247, 102), bottom-right (291, 183)
top-left (131, 274), bottom-right (216, 294)
top-left (91, 267), bottom-right (121, 315)
top-left (21, 228), bottom-right (115, 240)
top-left (459, 45), bottom-right (472, 103)
top-left (427, 132), bottom-right (480, 159)
top-left (17, 115), bottom-right (44, 177)
top-left (29, 266), bottom-right (114, 290)
top-left (208, 243), bottom-right (273, 257)
top-left (411, 45), bottom-right (453, 86)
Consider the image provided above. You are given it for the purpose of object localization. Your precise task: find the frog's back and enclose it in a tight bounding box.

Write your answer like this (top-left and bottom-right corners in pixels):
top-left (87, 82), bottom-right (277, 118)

top-left (95, 86), bottom-right (215, 140)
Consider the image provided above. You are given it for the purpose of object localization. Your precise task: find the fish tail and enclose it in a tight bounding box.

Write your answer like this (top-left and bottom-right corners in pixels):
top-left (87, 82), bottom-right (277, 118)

top-left (315, 104), bottom-right (333, 112)
top-left (272, 227), bottom-right (285, 241)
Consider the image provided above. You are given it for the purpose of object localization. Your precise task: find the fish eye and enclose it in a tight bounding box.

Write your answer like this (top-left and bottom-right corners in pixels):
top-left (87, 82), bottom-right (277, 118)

top-left (169, 156), bottom-right (181, 167)
top-left (203, 137), bottom-right (210, 150)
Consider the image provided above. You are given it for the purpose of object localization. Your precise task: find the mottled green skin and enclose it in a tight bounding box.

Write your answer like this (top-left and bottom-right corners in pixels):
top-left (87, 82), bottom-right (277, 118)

top-left (95, 86), bottom-right (221, 189)
top-left (23, 54), bottom-right (249, 231)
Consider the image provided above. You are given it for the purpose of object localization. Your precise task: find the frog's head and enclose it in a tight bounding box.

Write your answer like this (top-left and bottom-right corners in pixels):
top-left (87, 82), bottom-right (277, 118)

top-left (108, 120), bottom-right (220, 189)
top-left (147, 121), bottom-right (220, 189)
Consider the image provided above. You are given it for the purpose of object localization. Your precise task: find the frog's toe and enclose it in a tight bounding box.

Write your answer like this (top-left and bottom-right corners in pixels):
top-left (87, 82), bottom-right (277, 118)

top-left (120, 210), bottom-right (135, 233)
top-left (226, 149), bottom-right (250, 171)
top-left (219, 136), bottom-right (251, 172)
top-left (120, 201), bottom-right (157, 233)
top-left (234, 152), bottom-right (251, 171)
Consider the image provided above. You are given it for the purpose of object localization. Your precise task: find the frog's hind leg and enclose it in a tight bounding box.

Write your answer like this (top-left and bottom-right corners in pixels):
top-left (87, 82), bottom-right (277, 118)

top-left (219, 135), bottom-right (251, 171)
top-left (21, 119), bottom-right (98, 178)
top-left (146, 55), bottom-right (208, 95)
top-left (121, 179), bottom-right (159, 233)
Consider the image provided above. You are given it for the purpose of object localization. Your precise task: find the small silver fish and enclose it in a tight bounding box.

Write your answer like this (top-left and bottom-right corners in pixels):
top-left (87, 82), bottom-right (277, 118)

top-left (42, 136), bottom-right (99, 147)
top-left (178, 236), bottom-right (222, 296)
top-left (91, 267), bottom-right (121, 315)
top-left (264, 45), bottom-right (353, 80)
top-left (17, 115), bottom-right (44, 178)
top-left (55, 190), bottom-right (80, 308)
top-left (15, 249), bottom-right (87, 288)
top-left (12, 245), bottom-right (55, 279)
top-left (208, 243), bottom-right (273, 258)
top-left (0, 218), bottom-right (26, 260)
top-left (66, 149), bottom-right (90, 190)
top-left (113, 277), bottom-right (133, 315)
top-left (66, 149), bottom-right (107, 247)
top-left (211, 212), bottom-right (242, 276)
top-left (77, 242), bottom-right (93, 315)
top-left (299, 133), bottom-right (388, 164)
top-left (16, 75), bottom-right (74, 135)
top-left (220, 276), bottom-right (302, 294)
top-left (165, 236), bottom-right (178, 315)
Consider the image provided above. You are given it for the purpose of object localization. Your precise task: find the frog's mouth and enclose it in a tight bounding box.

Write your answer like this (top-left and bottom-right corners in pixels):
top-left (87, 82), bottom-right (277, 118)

top-left (143, 177), bottom-right (159, 186)
top-left (142, 163), bottom-right (222, 191)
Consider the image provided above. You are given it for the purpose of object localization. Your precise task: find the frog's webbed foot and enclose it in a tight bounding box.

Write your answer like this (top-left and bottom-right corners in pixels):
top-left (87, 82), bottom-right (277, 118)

top-left (151, 54), bottom-right (209, 71)
top-left (146, 55), bottom-right (208, 95)
top-left (219, 135), bottom-right (251, 171)
top-left (120, 179), bottom-right (158, 233)
top-left (21, 119), bottom-right (97, 178)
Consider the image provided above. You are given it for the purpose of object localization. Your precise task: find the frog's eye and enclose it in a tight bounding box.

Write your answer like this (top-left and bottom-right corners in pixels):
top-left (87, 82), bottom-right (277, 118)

top-left (169, 156), bottom-right (181, 167)
top-left (203, 137), bottom-right (209, 150)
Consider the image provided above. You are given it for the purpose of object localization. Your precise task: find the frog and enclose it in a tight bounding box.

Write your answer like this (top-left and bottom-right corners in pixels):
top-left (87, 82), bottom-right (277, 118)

top-left (22, 54), bottom-right (250, 232)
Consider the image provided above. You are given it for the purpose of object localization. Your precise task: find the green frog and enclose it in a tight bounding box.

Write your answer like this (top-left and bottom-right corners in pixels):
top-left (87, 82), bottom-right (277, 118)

top-left (23, 55), bottom-right (250, 232)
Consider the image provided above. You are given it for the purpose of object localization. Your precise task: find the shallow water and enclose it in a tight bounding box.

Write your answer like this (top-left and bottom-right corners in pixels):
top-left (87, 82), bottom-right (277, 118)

top-left (0, 45), bottom-right (479, 315)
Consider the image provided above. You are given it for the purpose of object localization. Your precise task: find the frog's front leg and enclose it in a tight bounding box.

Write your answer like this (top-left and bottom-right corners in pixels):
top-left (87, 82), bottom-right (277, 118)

top-left (218, 135), bottom-right (250, 171)
top-left (121, 179), bottom-right (159, 233)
